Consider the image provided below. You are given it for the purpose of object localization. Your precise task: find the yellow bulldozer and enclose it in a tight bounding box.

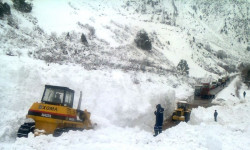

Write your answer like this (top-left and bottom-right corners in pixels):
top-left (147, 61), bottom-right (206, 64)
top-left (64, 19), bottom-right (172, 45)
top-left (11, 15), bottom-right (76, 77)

top-left (172, 101), bottom-right (191, 122)
top-left (17, 85), bottom-right (93, 137)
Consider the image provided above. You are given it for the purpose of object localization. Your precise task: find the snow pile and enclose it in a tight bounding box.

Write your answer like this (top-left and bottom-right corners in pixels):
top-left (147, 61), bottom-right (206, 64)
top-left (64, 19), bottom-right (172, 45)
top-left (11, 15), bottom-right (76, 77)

top-left (0, 55), bottom-right (179, 141)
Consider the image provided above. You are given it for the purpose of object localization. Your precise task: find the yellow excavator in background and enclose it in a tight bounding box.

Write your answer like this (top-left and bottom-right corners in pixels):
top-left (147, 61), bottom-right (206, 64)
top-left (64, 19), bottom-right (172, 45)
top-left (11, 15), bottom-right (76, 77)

top-left (17, 85), bottom-right (93, 137)
top-left (172, 101), bottom-right (191, 122)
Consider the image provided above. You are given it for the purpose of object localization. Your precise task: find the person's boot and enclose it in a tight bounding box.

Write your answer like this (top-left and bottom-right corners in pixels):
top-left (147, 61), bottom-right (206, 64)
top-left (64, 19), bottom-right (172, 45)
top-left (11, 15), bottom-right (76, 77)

top-left (153, 130), bottom-right (158, 137)
top-left (159, 130), bottom-right (162, 134)
top-left (153, 126), bottom-right (158, 137)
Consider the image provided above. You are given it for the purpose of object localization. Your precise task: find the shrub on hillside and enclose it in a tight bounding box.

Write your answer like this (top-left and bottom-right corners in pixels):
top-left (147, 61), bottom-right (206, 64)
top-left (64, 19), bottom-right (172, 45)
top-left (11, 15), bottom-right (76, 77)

top-left (134, 29), bottom-right (152, 51)
top-left (217, 50), bottom-right (227, 59)
top-left (13, 0), bottom-right (32, 13)
top-left (0, 2), bottom-right (11, 18)
top-left (217, 63), bottom-right (236, 73)
top-left (204, 44), bottom-right (212, 52)
top-left (0, 3), bottom-right (3, 18)
top-left (192, 5), bottom-right (197, 13)
top-left (177, 59), bottom-right (189, 76)
top-left (81, 33), bottom-right (88, 45)
top-left (7, 16), bottom-right (19, 29)
top-left (247, 46), bottom-right (250, 51)
top-left (3, 3), bottom-right (11, 15)
top-left (240, 65), bottom-right (250, 82)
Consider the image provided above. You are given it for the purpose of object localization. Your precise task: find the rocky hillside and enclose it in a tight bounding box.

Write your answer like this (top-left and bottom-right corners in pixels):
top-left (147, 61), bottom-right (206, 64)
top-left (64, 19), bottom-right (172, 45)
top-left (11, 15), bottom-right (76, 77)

top-left (0, 0), bottom-right (249, 80)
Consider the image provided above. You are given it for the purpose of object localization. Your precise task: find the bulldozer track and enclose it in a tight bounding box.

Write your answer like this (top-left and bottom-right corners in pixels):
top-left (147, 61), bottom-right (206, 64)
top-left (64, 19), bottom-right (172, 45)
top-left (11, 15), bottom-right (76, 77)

top-left (17, 122), bottom-right (35, 138)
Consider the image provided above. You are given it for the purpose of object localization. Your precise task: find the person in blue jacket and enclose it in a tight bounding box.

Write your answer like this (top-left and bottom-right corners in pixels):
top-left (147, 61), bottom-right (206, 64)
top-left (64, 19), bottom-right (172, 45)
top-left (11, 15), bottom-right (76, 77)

top-left (214, 110), bottom-right (218, 122)
top-left (243, 91), bottom-right (246, 99)
top-left (154, 104), bottom-right (164, 136)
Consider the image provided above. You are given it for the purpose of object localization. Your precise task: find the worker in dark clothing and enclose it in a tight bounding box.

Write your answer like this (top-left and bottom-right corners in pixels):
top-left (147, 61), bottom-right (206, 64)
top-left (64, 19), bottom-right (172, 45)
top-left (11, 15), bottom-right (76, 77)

top-left (214, 110), bottom-right (218, 122)
top-left (153, 104), bottom-right (164, 137)
top-left (243, 91), bottom-right (246, 99)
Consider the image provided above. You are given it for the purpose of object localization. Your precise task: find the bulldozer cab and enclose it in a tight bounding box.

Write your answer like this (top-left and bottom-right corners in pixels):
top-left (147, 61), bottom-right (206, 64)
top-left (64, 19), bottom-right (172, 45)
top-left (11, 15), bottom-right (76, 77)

top-left (41, 85), bottom-right (74, 108)
top-left (172, 101), bottom-right (191, 122)
top-left (177, 101), bottom-right (189, 111)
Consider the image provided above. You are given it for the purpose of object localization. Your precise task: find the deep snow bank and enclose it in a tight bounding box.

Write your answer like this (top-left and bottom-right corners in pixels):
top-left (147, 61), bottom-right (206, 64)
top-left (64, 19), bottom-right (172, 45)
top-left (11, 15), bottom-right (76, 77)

top-left (0, 55), bottom-right (183, 142)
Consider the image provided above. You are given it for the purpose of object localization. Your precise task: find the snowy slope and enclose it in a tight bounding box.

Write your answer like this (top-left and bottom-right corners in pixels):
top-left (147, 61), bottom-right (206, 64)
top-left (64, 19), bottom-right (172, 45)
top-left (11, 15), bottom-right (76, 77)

top-left (1, 0), bottom-right (249, 78)
top-left (0, 0), bottom-right (250, 149)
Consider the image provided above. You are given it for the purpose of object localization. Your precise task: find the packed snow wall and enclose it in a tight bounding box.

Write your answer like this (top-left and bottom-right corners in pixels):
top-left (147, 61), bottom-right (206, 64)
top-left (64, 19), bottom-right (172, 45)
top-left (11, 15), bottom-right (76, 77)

top-left (0, 56), bottom-right (177, 141)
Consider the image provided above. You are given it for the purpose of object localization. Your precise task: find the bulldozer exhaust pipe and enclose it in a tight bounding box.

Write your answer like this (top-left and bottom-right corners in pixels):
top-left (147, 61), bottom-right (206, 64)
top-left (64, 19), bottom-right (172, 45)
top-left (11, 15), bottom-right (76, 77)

top-left (77, 91), bottom-right (82, 110)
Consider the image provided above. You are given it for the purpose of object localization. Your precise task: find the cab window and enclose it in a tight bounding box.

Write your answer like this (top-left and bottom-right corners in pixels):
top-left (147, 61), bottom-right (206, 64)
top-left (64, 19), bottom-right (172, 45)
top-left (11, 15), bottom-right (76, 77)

top-left (64, 91), bottom-right (73, 107)
top-left (42, 88), bottom-right (64, 104)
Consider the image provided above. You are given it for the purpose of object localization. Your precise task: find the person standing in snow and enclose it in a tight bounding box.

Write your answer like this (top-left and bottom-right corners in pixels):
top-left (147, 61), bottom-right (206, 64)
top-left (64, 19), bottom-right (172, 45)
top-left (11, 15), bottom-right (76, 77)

top-left (214, 110), bottom-right (218, 122)
top-left (154, 104), bottom-right (164, 136)
top-left (243, 91), bottom-right (246, 99)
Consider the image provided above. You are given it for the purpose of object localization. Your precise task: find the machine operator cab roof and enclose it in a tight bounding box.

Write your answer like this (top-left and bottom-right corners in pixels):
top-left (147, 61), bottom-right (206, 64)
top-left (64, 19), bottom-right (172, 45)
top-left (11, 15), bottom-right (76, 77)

top-left (41, 85), bottom-right (74, 108)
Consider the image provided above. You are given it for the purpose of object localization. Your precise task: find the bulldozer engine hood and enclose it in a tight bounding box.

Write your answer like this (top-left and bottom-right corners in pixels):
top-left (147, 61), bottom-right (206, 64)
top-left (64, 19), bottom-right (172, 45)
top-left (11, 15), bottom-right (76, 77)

top-left (28, 102), bottom-right (77, 121)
